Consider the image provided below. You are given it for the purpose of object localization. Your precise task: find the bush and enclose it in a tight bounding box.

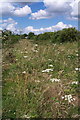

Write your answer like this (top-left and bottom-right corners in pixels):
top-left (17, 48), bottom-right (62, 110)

top-left (33, 32), bottom-right (53, 42)
top-left (51, 31), bottom-right (61, 43)
top-left (31, 28), bottom-right (79, 43)
top-left (9, 35), bottom-right (20, 44)
top-left (60, 28), bottom-right (78, 42)
top-left (28, 32), bottom-right (35, 39)
top-left (21, 34), bottom-right (28, 39)
top-left (51, 28), bottom-right (78, 43)
top-left (2, 30), bottom-right (21, 48)
top-left (2, 27), bottom-right (79, 47)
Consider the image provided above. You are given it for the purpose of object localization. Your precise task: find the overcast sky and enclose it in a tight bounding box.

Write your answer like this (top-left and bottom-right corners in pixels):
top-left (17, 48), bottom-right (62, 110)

top-left (0, 0), bottom-right (79, 34)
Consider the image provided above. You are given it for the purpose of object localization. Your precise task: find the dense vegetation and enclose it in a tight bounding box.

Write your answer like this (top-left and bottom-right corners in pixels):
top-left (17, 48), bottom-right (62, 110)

top-left (2, 27), bottom-right (79, 118)
top-left (2, 30), bottom-right (20, 48)
top-left (2, 27), bottom-right (80, 48)
top-left (27, 28), bottom-right (79, 43)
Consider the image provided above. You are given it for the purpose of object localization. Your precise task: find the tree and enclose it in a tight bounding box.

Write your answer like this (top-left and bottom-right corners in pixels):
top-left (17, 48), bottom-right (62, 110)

top-left (28, 32), bottom-right (35, 39)
top-left (60, 28), bottom-right (78, 42)
top-left (21, 34), bottom-right (28, 39)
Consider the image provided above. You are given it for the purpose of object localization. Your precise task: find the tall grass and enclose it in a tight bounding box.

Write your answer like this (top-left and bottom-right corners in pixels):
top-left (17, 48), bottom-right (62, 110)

top-left (2, 37), bottom-right (79, 118)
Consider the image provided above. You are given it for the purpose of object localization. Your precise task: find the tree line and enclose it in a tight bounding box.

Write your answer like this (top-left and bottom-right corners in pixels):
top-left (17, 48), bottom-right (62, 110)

top-left (2, 27), bottom-right (80, 48)
top-left (28, 28), bottom-right (80, 43)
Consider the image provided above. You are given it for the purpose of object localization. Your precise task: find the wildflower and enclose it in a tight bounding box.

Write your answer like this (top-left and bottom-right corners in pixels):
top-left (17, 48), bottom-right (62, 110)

top-left (32, 49), bottom-right (38, 53)
top-left (50, 78), bottom-right (60, 82)
top-left (72, 81), bottom-right (78, 85)
top-left (62, 94), bottom-right (75, 103)
top-left (53, 43), bottom-right (56, 46)
top-left (65, 95), bottom-right (73, 103)
top-left (76, 54), bottom-right (78, 56)
top-left (35, 44), bottom-right (38, 47)
top-left (48, 59), bottom-right (52, 61)
top-left (25, 51), bottom-right (28, 53)
top-left (48, 64), bottom-right (53, 67)
top-left (23, 56), bottom-right (28, 58)
top-left (35, 80), bottom-right (40, 83)
top-left (42, 69), bottom-right (53, 73)
top-left (16, 59), bottom-right (18, 61)
top-left (61, 96), bottom-right (64, 99)
top-left (75, 68), bottom-right (80, 71)
top-left (68, 55), bottom-right (71, 58)
top-left (21, 51), bottom-right (23, 53)
top-left (22, 71), bottom-right (26, 74)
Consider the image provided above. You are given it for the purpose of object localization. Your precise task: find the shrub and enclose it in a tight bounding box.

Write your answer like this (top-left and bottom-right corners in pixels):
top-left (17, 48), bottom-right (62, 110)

top-left (2, 30), bottom-right (21, 48)
top-left (28, 32), bottom-right (35, 39)
top-left (21, 34), bottom-right (28, 39)
top-left (60, 28), bottom-right (78, 42)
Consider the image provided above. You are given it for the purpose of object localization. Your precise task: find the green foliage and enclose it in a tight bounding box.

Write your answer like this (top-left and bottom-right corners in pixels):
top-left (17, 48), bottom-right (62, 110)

top-left (59, 28), bottom-right (78, 42)
top-left (29, 28), bottom-right (79, 43)
top-left (21, 34), bottom-right (28, 39)
top-left (35, 32), bottom-right (53, 41)
top-left (3, 35), bottom-right (20, 47)
top-left (2, 28), bottom-right (79, 48)
top-left (51, 31), bottom-right (61, 43)
top-left (2, 30), bottom-right (12, 37)
top-left (2, 30), bottom-right (21, 48)
top-left (2, 38), bottom-right (78, 118)
top-left (28, 32), bottom-right (35, 39)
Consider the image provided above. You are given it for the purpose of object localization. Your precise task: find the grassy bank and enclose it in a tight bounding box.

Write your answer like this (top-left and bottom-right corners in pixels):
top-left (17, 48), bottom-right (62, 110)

top-left (2, 38), bottom-right (79, 118)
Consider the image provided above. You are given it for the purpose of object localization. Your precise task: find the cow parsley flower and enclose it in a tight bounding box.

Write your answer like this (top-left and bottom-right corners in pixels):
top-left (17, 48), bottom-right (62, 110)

top-left (72, 81), bottom-right (78, 85)
top-left (75, 68), bottom-right (80, 71)
top-left (35, 44), bottom-right (38, 47)
top-left (42, 69), bottom-right (53, 73)
top-left (23, 56), bottom-right (28, 58)
top-left (50, 78), bottom-right (60, 82)
top-left (62, 94), bottom-right (75, 103)
top-left (48, 64), bottom-right (53, 67)
top-left (22, 71), bottom-right (26, 74)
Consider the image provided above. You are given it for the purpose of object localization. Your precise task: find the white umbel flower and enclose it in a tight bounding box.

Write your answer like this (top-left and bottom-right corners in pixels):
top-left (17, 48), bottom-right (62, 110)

top-left (23, 56), bottom-right (28, 58)
top-left (48, 64), bottom-right (53, 67)
top-left (42, 69), bottom-right (53, 73)
top-left (72, 81), bottom-right (78, 85)
top-left (22, 71), bottom-right (26, 74)
top-left (75, 68), bottom-right (80, 71)
top-left (35, 44), bottom-right (38, 47)
top-left (62, 94), bottom-right (75, 103)
top-left (50, 78), bottom-right (60, 82)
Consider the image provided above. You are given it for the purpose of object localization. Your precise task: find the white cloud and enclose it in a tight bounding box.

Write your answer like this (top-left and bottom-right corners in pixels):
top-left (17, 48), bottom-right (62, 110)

top-left (70, 0), bottom-right (80, 19)
top-left (43, 0), bottom-right (71, 12)
top-left (0, 18), bottom-right (73, 34)
top-left (24, 22), bottom-right (72, 34)
top-left (0, 3), bottom-right (32, 17)
top-left (0, 3), bottom-right (15, 15)
top-left (13, 5), bottom-right (31, 17)
top-left (1, 0), bottom-right (79, 19)
top-left (30, 0), bottom-right (72, 20)
top-left (6, 23), bottom-right (17, 32)
top-left (2, 18), bottom-right (16, 23)
top-left (30, 0), bottom-right (80, 20)
top-left (30, 9), bottom-right (52, 20)
top-left (0, 18), bottom-right (18, 33)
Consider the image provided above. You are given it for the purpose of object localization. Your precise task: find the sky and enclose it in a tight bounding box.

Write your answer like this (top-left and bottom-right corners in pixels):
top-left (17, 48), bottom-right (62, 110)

top-left (0, 0), bottom-right (80, 34)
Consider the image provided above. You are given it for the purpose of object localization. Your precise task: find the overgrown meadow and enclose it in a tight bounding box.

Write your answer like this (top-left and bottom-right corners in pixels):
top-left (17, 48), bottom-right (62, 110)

top-left (2, 28), bottom-right (79, 118)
